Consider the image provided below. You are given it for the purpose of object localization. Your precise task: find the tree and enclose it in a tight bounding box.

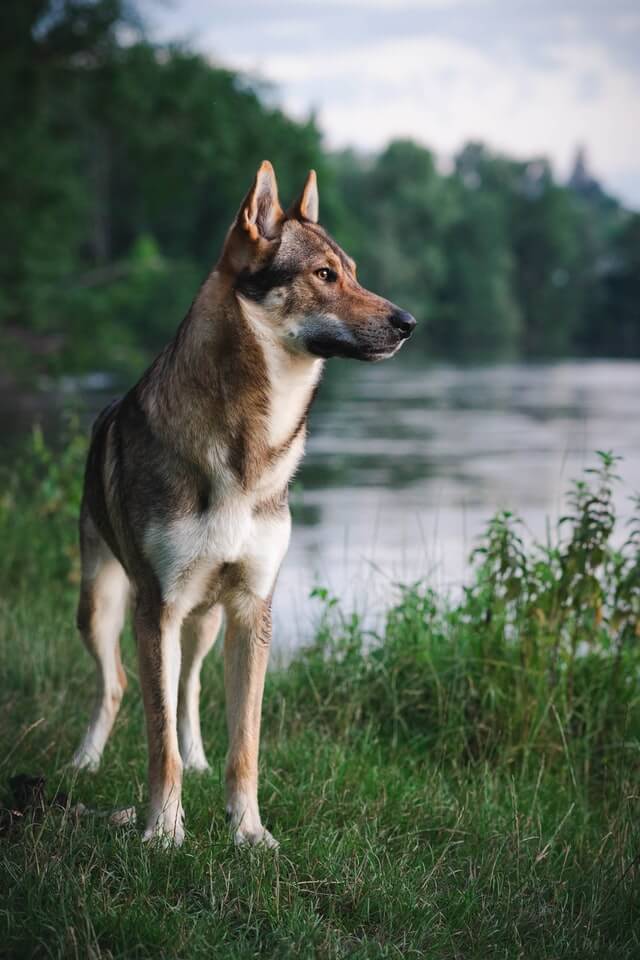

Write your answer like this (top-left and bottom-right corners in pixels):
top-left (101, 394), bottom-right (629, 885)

top-left (335, 140), bottom-right (455, 332)
top-left (0, 1), bottom-right (331, 376)
top-left (436, 146), bottom-right (522, 357)
top-left (588, 214), bottom-right (640, 355)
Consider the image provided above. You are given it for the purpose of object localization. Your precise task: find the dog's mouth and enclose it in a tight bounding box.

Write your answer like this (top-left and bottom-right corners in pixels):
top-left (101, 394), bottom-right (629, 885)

top-left (302, 328), bottom-right (408, 363)
top-left (305, 340), bottom-right (402, 362)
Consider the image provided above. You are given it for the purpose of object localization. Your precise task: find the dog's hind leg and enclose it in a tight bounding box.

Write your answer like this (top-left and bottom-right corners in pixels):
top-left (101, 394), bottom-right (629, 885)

top-left (178, 604), bottom-right (222, 772)
top-left (72, 523), bottom-right (129, 772)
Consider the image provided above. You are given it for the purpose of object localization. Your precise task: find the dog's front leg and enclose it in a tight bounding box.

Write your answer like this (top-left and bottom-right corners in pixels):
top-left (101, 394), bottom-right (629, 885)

top-left (135, 594), bottom-right (185, 845)
top-left (223, 593), bottom-right (277, 847)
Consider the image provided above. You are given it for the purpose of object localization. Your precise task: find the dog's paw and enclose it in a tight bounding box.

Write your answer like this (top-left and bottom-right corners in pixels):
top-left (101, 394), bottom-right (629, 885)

top-left (142, 805), bottom-right (185, 847)
top-left (142, 826), bottom-right (185, 849)
top-left (226, 795), bottom-right (278, 849)
top-left (234, 825), bottom-right (279, 849)
top-left (70, 748), bottom-right (101, 772)
top-left (181, 752), bottom-right (210, 774)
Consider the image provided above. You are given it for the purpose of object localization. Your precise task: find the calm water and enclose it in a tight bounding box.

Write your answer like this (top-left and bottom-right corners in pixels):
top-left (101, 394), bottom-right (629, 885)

top-left (279, 359), bottom-right (640, 649)
top-left (3, 360), bottom-right (640, 650)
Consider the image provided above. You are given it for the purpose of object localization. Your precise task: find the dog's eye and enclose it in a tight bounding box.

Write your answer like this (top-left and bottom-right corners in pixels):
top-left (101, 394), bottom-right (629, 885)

top-left (315, 267), bottom-right (337, 282)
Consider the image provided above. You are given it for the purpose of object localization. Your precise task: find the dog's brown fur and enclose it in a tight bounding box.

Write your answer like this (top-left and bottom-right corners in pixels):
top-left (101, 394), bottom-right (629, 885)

top-left (71, 162), bottom-right (415, 845)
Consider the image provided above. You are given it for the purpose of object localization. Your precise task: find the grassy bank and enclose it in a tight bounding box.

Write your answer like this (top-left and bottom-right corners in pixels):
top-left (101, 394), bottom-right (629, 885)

top-left (1, 437), bottom-right (639, 958)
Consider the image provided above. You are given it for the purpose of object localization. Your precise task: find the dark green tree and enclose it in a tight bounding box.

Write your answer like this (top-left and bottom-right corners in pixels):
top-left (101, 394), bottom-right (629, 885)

top-left (587, 214), bottom-right (640, 355)
top-left (437, 146), bottom-right (522, 356)
top-left (336, 140), bottom-right (455, 331)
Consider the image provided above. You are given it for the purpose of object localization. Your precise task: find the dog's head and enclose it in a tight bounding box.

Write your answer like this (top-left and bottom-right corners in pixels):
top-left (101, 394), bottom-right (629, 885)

top-left (218, 161), bottom-right (416, 362)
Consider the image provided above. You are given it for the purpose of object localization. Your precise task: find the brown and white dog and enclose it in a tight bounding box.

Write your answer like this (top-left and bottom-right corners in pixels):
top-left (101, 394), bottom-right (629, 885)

top-left (71, 162), bottom-right (415, 846)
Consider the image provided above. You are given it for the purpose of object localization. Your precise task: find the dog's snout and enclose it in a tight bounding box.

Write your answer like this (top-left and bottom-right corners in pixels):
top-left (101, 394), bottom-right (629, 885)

top-left (388, 309), bottom-right (416, 338)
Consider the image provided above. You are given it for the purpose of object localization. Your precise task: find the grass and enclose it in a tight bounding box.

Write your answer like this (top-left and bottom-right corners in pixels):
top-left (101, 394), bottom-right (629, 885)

top-left (1, 435), bottom-right (639, 958)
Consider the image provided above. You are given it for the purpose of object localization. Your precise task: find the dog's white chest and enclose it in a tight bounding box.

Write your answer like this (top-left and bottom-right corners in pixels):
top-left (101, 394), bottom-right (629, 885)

top-left (144, 498), bottom-right (250, 590)
top-left (143, 491), bottom-right (290, 611)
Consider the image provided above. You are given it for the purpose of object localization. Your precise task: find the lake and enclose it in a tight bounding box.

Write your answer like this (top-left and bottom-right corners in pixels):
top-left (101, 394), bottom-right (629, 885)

top-left (3, 360), bottom-right (639, 650)
top-left (280, 359), bottom-right (640, 649)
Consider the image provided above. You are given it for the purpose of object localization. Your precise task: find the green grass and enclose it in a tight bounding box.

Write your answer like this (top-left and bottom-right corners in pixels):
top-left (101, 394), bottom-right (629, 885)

top-left (1, 437), bottom-right (639, 958)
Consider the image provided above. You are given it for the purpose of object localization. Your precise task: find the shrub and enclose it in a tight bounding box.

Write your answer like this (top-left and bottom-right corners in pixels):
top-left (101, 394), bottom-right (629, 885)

top-left (276, 453), bottom-right (640, 781)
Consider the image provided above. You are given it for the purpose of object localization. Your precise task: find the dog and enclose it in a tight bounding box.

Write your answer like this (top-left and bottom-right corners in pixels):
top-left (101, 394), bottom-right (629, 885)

top-left (71, 161), bottom-right (416, 846)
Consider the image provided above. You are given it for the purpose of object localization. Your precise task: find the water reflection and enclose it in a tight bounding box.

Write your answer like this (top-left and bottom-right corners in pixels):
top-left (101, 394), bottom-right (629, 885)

top-left (280, 360), bottom-right (640, 649)
top-left (3, 360), bottom-right (639, 651)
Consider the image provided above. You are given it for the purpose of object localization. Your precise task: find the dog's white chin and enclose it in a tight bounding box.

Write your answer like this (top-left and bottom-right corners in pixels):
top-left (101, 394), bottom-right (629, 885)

top-left (366, 341), bottom-right (405, 362)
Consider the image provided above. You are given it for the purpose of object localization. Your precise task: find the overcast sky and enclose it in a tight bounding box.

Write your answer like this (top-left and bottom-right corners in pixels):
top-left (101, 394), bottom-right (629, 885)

top-left (141, 0), bottom-right (640, 207)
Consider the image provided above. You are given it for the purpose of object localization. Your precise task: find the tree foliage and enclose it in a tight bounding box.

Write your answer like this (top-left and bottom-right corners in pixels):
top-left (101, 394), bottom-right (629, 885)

top-left (1, 1), bottom-right (637, 378)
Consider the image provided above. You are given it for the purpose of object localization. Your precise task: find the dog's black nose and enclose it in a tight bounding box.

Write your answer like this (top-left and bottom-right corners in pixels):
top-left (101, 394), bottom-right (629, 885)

top-left (388, 309), bottom-right (416, 338)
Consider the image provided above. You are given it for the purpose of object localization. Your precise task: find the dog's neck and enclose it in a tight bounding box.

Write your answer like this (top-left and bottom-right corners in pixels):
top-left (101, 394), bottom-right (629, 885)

top-left (234, 291), bottom-right (323, 449)
top-left (137, 270), bottom-right (322, 486)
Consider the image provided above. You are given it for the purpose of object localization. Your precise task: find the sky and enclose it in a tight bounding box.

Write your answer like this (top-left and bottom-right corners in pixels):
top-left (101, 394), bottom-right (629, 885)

top-left (140, 0), bottom-right (640, 207)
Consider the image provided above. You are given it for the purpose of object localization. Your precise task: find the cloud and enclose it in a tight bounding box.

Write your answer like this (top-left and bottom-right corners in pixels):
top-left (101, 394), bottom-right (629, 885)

top-left (234, 32), bottom-right (639, 188)
top-left (141, 0), bottom-right (640, 206)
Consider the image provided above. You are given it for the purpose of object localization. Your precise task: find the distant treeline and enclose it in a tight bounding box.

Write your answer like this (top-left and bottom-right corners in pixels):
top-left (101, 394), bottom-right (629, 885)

top-left (3, 0), bottom-right (639, 378)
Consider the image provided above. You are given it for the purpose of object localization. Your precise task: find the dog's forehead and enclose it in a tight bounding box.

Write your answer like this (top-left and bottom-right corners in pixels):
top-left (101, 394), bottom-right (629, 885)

top-left (279, 220), bottom-right (330, 259)
top-left (278, 220), bottom-right (352, 271)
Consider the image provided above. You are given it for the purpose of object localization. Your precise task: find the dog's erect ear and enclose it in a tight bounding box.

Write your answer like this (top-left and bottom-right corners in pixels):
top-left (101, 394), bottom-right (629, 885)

top-left (240, 160), bottom-right (284, 241)
top-left (287, 170), bottom-right (319, 224)
top-left (221, 161), bottom-right (284, 271)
